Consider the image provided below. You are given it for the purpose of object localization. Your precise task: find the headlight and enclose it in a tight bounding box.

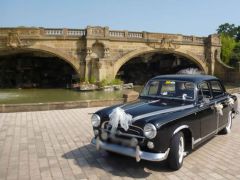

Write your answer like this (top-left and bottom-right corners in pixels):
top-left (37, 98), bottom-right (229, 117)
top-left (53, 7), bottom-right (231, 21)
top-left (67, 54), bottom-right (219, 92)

top-left (91, 114), bottom-right (101, 127)
top-left (144, 123), bottom-right (157, 139)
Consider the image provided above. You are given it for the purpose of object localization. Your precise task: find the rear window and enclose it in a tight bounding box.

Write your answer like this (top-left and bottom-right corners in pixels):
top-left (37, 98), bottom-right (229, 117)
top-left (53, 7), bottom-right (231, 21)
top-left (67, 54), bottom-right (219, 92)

top-left (210, 81), bottom-right (224, 98)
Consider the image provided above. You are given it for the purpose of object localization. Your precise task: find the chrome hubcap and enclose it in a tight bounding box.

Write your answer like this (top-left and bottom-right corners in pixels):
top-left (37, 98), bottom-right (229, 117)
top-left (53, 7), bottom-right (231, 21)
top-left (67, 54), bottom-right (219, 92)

top-left (178, 136), bottom-right (184, 164)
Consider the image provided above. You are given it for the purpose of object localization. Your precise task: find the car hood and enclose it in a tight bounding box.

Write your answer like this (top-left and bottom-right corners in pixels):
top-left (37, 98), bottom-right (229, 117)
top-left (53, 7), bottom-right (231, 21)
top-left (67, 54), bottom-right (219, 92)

top-left (98, 98), bottom-right (196, 125)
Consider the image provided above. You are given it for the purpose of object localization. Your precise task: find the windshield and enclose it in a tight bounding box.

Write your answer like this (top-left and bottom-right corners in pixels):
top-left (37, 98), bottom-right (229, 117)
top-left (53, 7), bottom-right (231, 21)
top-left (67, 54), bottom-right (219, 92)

top-left (140, 79), bottom-right (195, 100)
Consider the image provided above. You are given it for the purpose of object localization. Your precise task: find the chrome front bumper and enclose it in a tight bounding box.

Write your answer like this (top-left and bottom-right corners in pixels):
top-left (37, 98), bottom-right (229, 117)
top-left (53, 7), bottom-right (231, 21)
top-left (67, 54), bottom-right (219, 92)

top-left (91, 138), bottom-right (170, 162)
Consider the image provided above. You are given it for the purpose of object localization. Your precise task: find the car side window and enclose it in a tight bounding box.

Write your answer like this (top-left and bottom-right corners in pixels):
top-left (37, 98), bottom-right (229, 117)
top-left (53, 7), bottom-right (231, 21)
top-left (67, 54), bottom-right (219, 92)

top-left (142, 80), bottom-right (159, 96)
top-left (198, 82), bottom-right (212, 101)
top-left (210, 81), bottom-right (224, 98)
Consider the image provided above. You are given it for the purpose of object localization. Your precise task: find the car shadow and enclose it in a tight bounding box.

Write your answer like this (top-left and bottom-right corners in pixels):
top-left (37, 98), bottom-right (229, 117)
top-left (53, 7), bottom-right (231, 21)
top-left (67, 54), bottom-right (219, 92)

top-left (62, 143), bottom-right (172, 178)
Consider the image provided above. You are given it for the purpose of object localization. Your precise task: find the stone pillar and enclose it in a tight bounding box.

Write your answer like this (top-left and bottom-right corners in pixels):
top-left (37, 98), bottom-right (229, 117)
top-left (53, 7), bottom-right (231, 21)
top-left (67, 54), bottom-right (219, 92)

top-left (123, 91), bottom-right (139, 102)
top-left (39, 28), bottom-right (45, 36)
top-left (143, 31), bottom-right (148, 39)
top-left (79, 61), bottom-right (86, 82)
top-left (84, 48), bottom-right (92, 81)
top-left (104, 27), bottom-right (109, 37)
top-left (85, 58), bottom-right (91, 81)
top-left (124, 31), bottom-right (128, 38)
top-left (205, 34), bottom-right (221, 75)
top-left (63, 28), bottom-right (68, 37)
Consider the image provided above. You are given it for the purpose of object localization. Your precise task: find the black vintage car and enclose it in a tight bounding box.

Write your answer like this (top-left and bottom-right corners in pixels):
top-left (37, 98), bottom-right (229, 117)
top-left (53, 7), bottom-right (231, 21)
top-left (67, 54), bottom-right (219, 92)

top-left (91, 75), bottom-right (238, 170)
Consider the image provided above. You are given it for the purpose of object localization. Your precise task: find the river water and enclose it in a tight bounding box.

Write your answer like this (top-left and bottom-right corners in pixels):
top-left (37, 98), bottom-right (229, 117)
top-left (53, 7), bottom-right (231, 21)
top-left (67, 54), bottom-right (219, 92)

top-left (0, 87), bottom-right (143, 104)
top-left (0, 84), bottom-right (238, 104)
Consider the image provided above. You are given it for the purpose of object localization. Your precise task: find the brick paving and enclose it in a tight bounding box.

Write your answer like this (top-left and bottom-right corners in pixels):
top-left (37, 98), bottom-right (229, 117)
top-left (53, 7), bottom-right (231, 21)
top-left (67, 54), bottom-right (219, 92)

top-left (0, 99), bottom-right (240, 180)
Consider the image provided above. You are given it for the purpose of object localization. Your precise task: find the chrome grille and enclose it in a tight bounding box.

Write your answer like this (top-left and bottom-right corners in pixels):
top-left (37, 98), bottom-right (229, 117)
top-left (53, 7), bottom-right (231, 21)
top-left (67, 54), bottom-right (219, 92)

top-left (101, 121), bottom-right (145, 142)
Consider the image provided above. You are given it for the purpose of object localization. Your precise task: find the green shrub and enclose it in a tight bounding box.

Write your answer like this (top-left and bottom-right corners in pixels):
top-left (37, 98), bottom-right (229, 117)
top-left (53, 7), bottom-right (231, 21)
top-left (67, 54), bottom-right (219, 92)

top-left (110, 78), bottom-right (123, 85)
top-left (221, 34), bottom-right (236, 65)
top-left (98, 78), bottom-right (123, 87)
top-left (99, 79), bottom-right (109, 87)
top-left (89, 76), bottom-right (96, 84)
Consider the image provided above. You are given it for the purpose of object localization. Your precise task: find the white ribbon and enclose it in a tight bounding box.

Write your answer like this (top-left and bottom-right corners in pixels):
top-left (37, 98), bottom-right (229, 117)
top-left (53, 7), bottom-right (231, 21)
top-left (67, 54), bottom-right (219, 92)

top-left (108, 104), bottom-right (194, 132)
top-left (109, 107), bottom-right (133, 132)
top-left (227, 97), bottom-right (234, 107)
top-left (215, 103), bottom-right (223, 116)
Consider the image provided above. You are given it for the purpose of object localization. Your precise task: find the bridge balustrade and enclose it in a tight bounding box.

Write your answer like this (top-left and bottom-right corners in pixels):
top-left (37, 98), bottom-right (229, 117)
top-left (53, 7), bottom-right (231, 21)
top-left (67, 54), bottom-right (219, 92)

top-left (44, 29), bottom-right (63, 35)
top-left (183, 35), bottom-right (193, 42)
top-left (195, 37), bottom-right (205, 43)
top-left (67, 29), bottom-right (86, 36)
top-left (128, 32), bottom-right (143, 38)
top-left (109, 31), bottom-right (125, 37)
top-left (0, 27), bottom-right (209, 45)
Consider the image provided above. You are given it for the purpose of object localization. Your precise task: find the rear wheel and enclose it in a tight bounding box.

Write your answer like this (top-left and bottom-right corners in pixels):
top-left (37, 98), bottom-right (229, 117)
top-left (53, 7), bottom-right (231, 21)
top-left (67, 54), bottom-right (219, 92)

top-left (167, 132), bottom-right (185, 170)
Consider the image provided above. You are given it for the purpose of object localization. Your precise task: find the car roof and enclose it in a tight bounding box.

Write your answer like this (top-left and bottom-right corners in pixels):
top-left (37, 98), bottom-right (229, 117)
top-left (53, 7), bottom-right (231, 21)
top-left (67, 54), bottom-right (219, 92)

top-left (151, 74), bottom-right (219, 83)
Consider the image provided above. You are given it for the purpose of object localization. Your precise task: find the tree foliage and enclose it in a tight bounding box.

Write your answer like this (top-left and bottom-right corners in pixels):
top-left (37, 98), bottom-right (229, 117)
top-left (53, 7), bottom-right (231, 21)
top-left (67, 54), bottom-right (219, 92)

top-left (217, 23), bottom-right (240, 41)
top-left (230, 43), bottom-right (240, 66)
top-left (220, 34), bottom-right (236, 65)
top-left (217, 23), bottom-right (240, 66)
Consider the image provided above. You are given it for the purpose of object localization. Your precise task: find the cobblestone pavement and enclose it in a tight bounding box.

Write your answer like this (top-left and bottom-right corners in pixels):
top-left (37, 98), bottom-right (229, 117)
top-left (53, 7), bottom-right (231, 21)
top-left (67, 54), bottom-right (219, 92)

top-left (0, 100), bottom-right (240, 180)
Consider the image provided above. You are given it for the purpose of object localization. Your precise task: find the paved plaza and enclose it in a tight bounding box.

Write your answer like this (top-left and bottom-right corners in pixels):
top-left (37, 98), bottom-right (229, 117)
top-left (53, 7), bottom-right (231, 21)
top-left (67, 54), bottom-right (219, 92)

top-left (0, 101), bottom-right (240, 180)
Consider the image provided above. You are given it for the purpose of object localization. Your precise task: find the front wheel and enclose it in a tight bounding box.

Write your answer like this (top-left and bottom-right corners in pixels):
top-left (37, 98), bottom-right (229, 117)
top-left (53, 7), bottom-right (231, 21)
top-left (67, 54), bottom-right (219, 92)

top-left (167, 132), bottom-right (185, 170)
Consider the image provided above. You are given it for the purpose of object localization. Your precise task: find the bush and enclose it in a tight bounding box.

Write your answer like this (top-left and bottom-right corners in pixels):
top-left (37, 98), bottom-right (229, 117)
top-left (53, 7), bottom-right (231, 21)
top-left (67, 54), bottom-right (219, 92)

top-left (110, 78), bottom-right (123, 85)
top-left (89, 76), bottom-right (96, 84)
top-left (99, 79), bottom-right (109, 87)
top-left (230, 43), bottom-right (240, 66)
top-left (98, 78), bottom-right (123, 87)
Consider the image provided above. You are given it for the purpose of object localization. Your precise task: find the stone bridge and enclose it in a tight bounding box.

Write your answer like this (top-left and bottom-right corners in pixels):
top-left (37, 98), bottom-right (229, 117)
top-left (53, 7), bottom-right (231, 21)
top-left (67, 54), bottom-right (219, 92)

top-left (0, 26), bottom-right (228, 82)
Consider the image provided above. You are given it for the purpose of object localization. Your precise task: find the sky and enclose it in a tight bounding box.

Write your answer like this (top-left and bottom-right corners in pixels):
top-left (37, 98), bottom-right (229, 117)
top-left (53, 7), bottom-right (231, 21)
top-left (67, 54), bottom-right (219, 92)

top-left (1, 0), bottom-right (240, 36)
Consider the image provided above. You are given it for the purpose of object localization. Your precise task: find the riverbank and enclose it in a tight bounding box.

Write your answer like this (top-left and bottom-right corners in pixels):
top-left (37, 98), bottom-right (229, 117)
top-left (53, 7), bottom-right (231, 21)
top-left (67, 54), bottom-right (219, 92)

top-left (0, 98), bottom-right (123, 113)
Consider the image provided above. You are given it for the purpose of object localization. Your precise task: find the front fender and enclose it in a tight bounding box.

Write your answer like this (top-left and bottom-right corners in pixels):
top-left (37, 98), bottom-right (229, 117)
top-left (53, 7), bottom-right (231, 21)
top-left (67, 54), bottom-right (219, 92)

top-left (151, 114), bottom-right (195, 153)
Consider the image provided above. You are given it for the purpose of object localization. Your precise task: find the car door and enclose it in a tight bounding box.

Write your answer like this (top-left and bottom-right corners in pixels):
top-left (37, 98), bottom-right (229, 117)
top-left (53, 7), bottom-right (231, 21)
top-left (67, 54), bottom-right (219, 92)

top-left (209, 80), bottom-right (229, 130)
top-left (197, 81), bottom-right (217, 138)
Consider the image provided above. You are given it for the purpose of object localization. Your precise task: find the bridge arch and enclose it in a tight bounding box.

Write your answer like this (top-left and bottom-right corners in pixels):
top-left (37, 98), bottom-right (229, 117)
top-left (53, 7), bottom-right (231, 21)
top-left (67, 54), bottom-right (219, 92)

top-left (0, 45), bottom-right (80, 88)
top-left (113, 48), bottom-right (208, 84)
top-left (26, 45), bottom-right (79, 72)
top-left (0, 45), bottom-right (80, 72)
top-left (114, 48), bottom-right (207, 77)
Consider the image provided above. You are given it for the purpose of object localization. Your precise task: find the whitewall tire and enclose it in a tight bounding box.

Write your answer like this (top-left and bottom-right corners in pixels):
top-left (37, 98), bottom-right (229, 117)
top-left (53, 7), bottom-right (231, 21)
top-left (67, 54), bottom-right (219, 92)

top-left (167, 132), bottom-right (185, 170)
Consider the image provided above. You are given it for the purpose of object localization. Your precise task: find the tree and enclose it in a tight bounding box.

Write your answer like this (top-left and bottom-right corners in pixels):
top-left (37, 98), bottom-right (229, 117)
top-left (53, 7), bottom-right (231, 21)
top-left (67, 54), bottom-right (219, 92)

top-left (217, 23), bottom-right (240, 41)
top-left (217, 23), bottom-right (240, 66)
top-left (236, 26), bottom-right (240, 41)
top-left (230, 43), bottom-right (240, 66)
top-left (220, 34), bottom-right (236, 65)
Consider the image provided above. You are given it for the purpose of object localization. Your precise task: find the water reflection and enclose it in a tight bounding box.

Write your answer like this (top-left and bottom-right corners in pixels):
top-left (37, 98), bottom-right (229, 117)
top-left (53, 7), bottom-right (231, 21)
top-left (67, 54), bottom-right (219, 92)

top-left (0, 86), bottom-right (143, 104)
top-left (0, 84), bottom-right (236, 105)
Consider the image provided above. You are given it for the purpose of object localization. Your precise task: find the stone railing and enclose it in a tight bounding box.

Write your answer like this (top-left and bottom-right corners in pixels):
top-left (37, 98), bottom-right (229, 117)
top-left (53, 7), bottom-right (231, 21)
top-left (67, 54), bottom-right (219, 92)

top-left (67, 29), bottom-right (86, 36)
top-left (128, 32), bottom-right (143, 39)
top-left (109, 31), bottom-right (143, 39)
top-left (183, 35), bottom-right (193, 42)
top-left (109, 30), bottom-right (125, 38)
top-left (0, 27), bottom-right (209, 44)
top-left (44, 29), bottom-right (63, 35)
top-left (44, 28), bottom-right (86, 36)
top-left (128, 32), bottom-right (143, 38)
top-left (182, 35), bottom-right (206, 43)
